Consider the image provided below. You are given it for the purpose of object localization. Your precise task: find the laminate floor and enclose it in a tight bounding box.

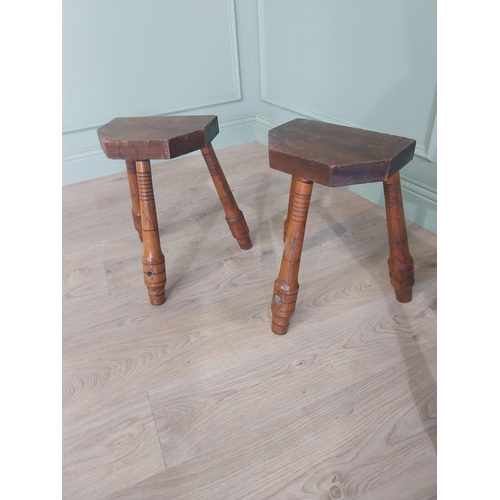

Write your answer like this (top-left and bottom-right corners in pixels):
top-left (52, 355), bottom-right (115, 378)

top-left (62, 142), bottom-right (437, 500)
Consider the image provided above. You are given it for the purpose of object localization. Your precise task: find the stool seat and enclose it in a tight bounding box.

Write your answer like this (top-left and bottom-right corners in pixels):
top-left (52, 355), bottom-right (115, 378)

top-left (269, 118), bottom-right (416, 187)
top-left (269, 118), bottom-right (416, 335)
top-left (97, 115), bottom-right (219, 160)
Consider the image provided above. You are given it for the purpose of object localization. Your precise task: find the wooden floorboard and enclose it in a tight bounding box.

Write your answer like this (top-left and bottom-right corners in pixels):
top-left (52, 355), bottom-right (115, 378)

top-left (63, 142), bottom-right (437, 499)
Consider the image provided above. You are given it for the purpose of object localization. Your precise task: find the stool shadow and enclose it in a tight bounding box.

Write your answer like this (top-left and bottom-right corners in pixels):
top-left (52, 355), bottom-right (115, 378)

top-left (157, 200), bottom-right (220, 301)
top-left (241, 169), bottom-right (287, 247)
top-left (393, 300), bottom-right (437, 454)
top-left (314, 198), bottom-right (437, 455)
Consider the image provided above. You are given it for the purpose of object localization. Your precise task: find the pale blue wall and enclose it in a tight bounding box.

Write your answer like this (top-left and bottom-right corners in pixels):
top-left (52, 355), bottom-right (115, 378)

top-left (63, 0), bottom-right (436, 233)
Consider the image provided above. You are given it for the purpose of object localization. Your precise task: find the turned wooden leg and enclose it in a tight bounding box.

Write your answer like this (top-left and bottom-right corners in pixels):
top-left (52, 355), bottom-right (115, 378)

top-left (383, 172), bottom-right (414, 303)
top-left (283, 177), bottom-right (297, 243)
top-left (201, 144), bottom-right (252, 250)
top-left (125, 160), bottom-right (143, 242)
top-left (271, 178), bottom-right (313, 335)
top-left (136, 160), bottom-right (167, 305)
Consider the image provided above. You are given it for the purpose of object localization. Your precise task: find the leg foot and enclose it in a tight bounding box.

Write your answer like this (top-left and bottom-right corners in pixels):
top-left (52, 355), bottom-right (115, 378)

top-left (125, 160), bottom-right (143, 242)
top-left (383, 172), bottom-right (414, 303)
top-left (271, 178), bottom-right (313, 334)
top-left (136, 160), bottom-right (166, 305)
top-left (201, 144), bottom-right (252, 250)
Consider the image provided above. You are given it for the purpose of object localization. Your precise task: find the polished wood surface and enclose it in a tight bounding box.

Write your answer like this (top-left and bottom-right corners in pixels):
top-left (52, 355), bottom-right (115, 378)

top-left (125, 160), bottom-right (143, 242)
top-left (272, 178), bottom-right (313, 335)
top-left (269, 119), bottom-right (416, 334)
top-left (269, 118), bottom-right (416, 187)
top-left (63, 142), bottom-right (437, 500)
top-left (96, 116), bottom-right (251, 304)
top-left (201, 144), bottom-right (251, 250)
top-left (283, 176), bottom-right (297, 243)
top-left (136, 160), bottom-right (167, 305)
top-left (383, 172), bottom-right (415, 302)
top-left (97, 115), bottom-right (219, 160)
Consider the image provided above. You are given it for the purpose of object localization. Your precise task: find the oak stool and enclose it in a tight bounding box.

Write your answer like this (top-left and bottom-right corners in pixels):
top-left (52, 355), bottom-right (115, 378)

top-left (97, 115), bottom-right (252, 305)
top-left (269, 118), bottom-right (416, 335)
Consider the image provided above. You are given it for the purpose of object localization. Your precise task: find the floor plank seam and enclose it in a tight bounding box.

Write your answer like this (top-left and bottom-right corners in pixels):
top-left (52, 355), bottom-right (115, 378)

top-left (147, 389), bottom-right (169, 472)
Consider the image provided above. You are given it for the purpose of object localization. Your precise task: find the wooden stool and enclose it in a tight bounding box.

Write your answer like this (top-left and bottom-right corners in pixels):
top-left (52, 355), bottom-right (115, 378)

top-left (97, 115), bottom-right (252, 305)
top-left (269, 118), bottom-right (416, 335)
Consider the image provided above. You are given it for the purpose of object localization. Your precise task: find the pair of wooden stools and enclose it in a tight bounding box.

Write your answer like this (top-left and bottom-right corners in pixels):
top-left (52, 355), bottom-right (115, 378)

top-left (97, 115), bottom-right (415, 335)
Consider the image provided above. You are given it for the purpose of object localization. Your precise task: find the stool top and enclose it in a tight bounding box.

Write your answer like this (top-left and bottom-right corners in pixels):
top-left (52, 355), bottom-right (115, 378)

top-left (97, 115), bottom-right (219, 160)
top-left (268, 119), bottom-right (416, 187)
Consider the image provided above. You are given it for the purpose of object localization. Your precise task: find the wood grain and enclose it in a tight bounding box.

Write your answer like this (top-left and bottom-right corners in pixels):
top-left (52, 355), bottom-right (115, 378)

top-left (201, 143), bottom-right (252, 250)
top-left (271, 177), bottom-right (313, 334)
top-left (97, 115), bottom-right (219, 160)
top-left (354, 457), bottom-right (437, 500)
top-left (62, 392), bottom-right (165, 500)
top-left (63, 142), bottom-right (436, 500)
top-left (268, 118), bottom-right (416, 187)
top-left (146, 295), bottom-right (436, 471)
top-left (101, 346), bottom-right (436, 500)
top-left (383, 171), bottom-right (414, 302)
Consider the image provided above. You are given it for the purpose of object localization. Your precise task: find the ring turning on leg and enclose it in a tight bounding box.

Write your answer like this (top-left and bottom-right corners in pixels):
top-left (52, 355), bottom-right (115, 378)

top-left (136, 160), bottom-right (167, 305)
top-left (383, 172), bottom-right (414, 303)
top-left (271, 178), bottom-right (313, 334)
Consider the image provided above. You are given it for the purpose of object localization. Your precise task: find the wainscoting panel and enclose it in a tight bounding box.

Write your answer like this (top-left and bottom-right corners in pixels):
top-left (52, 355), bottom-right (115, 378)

top-left (257, 0), bottom-right (436, 160)
top-left (63, 0), bottom-right (241, 132)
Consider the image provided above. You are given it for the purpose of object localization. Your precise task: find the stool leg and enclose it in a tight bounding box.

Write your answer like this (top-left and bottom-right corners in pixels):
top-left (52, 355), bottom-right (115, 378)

top-left (383, 172), bottom-right (414, 303)
top-left (125, 160), bottom-right (143, 242)
top-left (283, 177), bottom-right (297, 243)
top-left (136, 160), bottom-right (167, 305)
top-left (271, 178), bottom-right (313, 335)
top-left (200, 144), bottom-right (252, 250)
